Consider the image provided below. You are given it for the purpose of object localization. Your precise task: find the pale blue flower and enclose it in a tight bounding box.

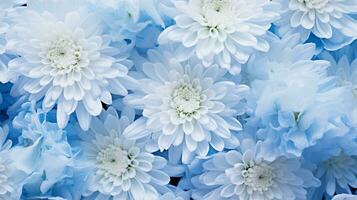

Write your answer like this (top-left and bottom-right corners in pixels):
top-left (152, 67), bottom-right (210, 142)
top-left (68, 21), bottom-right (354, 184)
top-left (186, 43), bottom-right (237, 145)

top-left (87, 0), bottom-right (175, 28)
top-left (302, 117), bottom-right (357, 199)
top-left (76, 107), bottom-right (170, 200)
top-left (191, 139), bottom-right (320, 200)
top-left (124, 45), bottom-right (249, 163)
top-left (245, 33), bottom-right (349, 158)
top-left (274, 0), bottom-right (357, 50)
top-left (10, 105), bottom-right (77, 198)
top-left (6, 0), bottom-right (136, 130)
top-left (158, 0), bottom-right (280, 74)
top-left (318, 50), bottom-right (357, 122)
top-left (0, 0), bottom-right (25, 54)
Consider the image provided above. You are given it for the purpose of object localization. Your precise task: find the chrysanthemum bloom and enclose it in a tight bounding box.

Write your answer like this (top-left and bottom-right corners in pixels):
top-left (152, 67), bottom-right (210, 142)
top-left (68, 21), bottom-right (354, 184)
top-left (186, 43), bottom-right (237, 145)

top-left (77, 107), bottom-right (170, 200)
top-left (191, 139), bottom-right (320, 200)
top-left (274, 0), bottom-right (357, 50)
top-left (318, 50), bottom-right (357, 116)
top-left (244, 34), bottom-right (349, 158)
top-left (6, 0), bottom-right (136, 130)
top-left (158, 0), bottom-right (280, 74)
top-left (10, 105), bottom-right (77, 198)
top-left (124, 46), bottom-right (249, 163)
top-left (302, 120), bottom-right (357, 200)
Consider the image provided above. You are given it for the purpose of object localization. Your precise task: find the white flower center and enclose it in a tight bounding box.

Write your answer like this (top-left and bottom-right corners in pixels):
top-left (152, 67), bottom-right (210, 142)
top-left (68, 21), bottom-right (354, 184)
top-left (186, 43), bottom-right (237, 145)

top-left (201, 0), bottom-right (235, 29)
top-left (171, 83), bottom-right (202, 119)
top-left (241, 164), bottom-right (275, 192)
top-left (96, 144), bottom-right (132, 175)
top-left (46, 38), bottom-right (83, 73)
top-left (203, 0), bottom-right (231, 12)
top-left (297, 0), bottom-right (329, 10)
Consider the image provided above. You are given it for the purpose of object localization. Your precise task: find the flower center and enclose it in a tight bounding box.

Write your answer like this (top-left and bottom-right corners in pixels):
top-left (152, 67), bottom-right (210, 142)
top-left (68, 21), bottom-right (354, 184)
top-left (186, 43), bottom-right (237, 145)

top-left (203, 0), bottom-right (231, 12)
top-left (171, 83), bottom-right (202, 119)
top-left (201, 0), bottom-right (235, 29)
top-left (96, 144), bottom-right (132, 175)
top-left (297, 0), bottom-right (329, 10)
top-left (46, 38), bottom-right (83, 72)
top-left (325, 153), bottom-right (355, 169)
top-left (241, 164), bottom-right (275, 192)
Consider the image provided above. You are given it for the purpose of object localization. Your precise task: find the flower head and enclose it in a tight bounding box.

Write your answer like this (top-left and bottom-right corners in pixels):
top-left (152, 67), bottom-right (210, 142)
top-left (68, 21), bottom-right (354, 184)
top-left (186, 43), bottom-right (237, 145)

top-left (124, 45), bottom-right (249, 163)
top-left (158, 0), bottom-right (279, 74)
top-left (10, 104), bottom-right (77, 198)
top-left (192, 139), bottom-right (320, 200)
top-left (302, 117), bottom-right (357, 199)
top-left (274, 0), bottom-right (357, 50)
top-left (77, 107), bottom-right (170, 200)
top-left (6, 0), bottom-right (136, 130)
top-left (244, 34), bottom-right (349, 158)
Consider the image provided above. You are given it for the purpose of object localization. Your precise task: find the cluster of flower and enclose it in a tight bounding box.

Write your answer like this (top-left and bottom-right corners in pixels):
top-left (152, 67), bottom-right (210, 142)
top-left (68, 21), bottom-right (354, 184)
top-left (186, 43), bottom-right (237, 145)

top-left (0, 0), bottom-right (357, 199)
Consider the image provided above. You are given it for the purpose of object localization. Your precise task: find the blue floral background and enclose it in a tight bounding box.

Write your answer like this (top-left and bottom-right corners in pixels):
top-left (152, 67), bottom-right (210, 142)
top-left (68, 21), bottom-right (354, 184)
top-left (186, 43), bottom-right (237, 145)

top-left (0, 0), bottom-right (357, 199)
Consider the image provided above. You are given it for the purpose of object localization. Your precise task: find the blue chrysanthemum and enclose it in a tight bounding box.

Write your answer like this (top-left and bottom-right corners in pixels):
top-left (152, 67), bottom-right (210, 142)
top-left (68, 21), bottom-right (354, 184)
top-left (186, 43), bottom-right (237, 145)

top-left (244, 33), bottom-right (349, 158)
top-left (6, 0), bottom-right (137, 130)
top-left (192, 139), bottom-right (320, 200)
top-left (302, 116), bottom-right (357, 199)
top-left (88, 0), bottom-right (174, 28)
top-left (274, 0), bottom-right (357, 50)
top-left (10, 104), bottom-right (77, 199)
top-left (124, 45), bottom-right (249, 163)
top-left (318, 49), bottom-right (357, 118)
top-left (158, 0), bottom-right (280, 74)
top-left (75, 107), bottom-right (170, 200)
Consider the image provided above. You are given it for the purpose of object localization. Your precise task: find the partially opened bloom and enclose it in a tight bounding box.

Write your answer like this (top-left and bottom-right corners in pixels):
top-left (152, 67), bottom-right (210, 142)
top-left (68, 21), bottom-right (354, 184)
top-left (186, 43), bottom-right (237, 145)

top-left (158, 0), bottom-right (279, 74)
top-left (76, 107), bottom-right (170, 200)
top-left (191, 139), bottom-right (320, 200)
top-left (274, 0), bottom-right (357, 50)
top-left (124, 45), bottom-right (249, 163)
top-left (10, 104), bottom-right (77, 198)
top-left (244, 34), bottom-right (349, 158)
top-left (6, 0), bottom-right (136, 130)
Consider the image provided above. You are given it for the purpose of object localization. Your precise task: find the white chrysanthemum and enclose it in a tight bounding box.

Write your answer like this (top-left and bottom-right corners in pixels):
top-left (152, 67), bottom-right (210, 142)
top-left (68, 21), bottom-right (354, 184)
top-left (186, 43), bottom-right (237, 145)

top-left (275, 0), bottom-right (357, 50)
top-left (124, 46), bottom-right (249, 163)
top-left (192, 139), bottom-right (320, 200)
top-left (6, 0), bottom-right (136, 130)
top-left (79, 107), bottom-right (170, 200)
top-left (158, 0), bottom-right (280, 74)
